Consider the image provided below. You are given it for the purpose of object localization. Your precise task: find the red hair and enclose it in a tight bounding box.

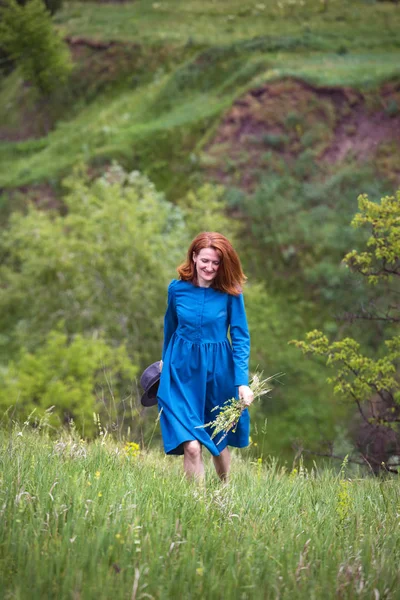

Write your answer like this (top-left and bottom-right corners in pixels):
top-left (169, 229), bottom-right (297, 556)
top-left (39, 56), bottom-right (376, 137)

top-left (177, 232), bottom-right (247, 296)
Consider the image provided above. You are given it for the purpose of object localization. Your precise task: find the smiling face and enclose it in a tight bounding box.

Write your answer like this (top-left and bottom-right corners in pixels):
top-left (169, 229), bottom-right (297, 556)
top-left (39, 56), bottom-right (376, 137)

top-left (193, 247), bottom-right (221, 288)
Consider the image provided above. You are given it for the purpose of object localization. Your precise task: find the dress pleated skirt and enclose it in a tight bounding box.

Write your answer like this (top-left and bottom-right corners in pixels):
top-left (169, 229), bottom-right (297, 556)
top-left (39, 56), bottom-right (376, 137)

top-left (157, 332), bottom-right (250, 456)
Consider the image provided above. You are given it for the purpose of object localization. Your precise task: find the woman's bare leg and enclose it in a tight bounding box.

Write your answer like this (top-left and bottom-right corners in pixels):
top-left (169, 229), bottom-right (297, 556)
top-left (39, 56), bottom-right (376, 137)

top-left (212, 447), bottom-right (231, 481)
top-left (183, 441), bottom-right (204, 480)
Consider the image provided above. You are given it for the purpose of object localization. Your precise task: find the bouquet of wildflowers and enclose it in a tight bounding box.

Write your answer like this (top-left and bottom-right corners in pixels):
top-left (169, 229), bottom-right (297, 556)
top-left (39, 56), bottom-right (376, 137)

top-left (199, 371), bottom-right (282, 445)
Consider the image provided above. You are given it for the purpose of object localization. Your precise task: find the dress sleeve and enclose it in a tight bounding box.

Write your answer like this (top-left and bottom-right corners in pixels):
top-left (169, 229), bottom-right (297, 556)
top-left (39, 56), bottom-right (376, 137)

top-left (162, 280), bottom-right (178, 360)
top-left (229, 292), bottom-right (250, 386)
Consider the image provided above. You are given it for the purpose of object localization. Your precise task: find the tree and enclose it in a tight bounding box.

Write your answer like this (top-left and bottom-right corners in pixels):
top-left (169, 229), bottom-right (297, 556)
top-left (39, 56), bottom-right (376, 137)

top-left (291, 191), bottom-right (400, 473)
top-left (0, 0), bottom-right (71, 97)
top-left (0, 165), bottom-right (187, 367)
top-left (0, 165), bottom-right (234, 366)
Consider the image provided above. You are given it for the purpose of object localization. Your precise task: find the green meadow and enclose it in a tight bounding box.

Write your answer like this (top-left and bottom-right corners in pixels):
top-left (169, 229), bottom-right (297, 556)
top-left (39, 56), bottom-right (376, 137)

top-left (1, 425), bottom-right (400, 600)
top-left (1, 0), bottom-right (399, 451)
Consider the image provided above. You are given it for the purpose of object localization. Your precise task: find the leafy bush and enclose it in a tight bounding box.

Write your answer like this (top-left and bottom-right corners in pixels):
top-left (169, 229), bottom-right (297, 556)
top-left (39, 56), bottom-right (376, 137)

top-left (0, 0), bottom-right (71, 96)
top-left (15, 0), bottom-right (63, 14)
top-left (239, 163), bottom-right (391, 309)
top-left (262, 133), bottom-right (289, 150)
top-left (385, 99), bottom-right (399, 118)
top-left (42, 0), bottom-right (63, 15)
top-left (0, 330), bottom-right (137, 435)
top-left (244, 282), bottom-right (344, 457)
top-left (291, 191), bottom-right (400, 472)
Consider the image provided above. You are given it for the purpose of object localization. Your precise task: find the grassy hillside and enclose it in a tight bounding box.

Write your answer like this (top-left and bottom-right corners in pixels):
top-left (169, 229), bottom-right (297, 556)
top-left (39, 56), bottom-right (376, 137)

top-left (55, 0), bottom-right (400, 48)
top-left (1, 0), bottom-right (399, 193)
top-left (2, 427), bottom-right (400, 599)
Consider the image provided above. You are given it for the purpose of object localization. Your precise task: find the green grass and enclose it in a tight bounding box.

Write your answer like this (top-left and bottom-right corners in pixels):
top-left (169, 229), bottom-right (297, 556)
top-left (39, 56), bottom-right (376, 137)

top-left (0, 78), bottom-right (225, 191)
top-left (55, 0), bottom-right (400, 49)
top-left (1, 426), bottom-right (400, 599)
top-left (263, 52), bottom-right (400, 87)
top-left (1, 1), bottom-right (400, 481)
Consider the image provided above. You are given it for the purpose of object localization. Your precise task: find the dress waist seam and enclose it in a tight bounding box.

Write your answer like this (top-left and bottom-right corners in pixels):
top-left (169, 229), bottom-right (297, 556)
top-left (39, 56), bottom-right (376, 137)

top-left (175, 332), bottom-right (230, 346)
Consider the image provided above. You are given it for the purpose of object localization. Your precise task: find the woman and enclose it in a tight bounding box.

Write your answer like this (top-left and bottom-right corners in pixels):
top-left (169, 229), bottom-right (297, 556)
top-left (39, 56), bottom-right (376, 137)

top-left (157, 232), bottom-right (254, 481)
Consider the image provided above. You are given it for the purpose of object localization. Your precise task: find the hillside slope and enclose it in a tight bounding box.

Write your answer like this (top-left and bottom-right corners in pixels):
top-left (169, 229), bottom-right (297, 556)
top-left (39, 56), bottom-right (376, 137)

top-left (1, 0), bottom-right (400, 194)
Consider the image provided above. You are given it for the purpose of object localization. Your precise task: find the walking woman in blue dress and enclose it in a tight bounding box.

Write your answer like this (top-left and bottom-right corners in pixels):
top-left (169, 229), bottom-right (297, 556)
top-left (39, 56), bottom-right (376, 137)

top-left (157, 232), bottom-right (254, 481)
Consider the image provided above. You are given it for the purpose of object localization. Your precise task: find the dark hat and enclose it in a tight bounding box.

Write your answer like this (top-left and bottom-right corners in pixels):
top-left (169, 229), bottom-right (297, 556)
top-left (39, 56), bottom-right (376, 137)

top-left (140, 361), bottom-right (161, 407)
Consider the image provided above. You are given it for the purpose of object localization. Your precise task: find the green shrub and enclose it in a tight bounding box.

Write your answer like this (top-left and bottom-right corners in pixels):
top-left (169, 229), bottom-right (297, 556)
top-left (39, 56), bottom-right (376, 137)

top-left (15, 0), bottom-right (63, 14)
top-left (239, 164), bottom-right (391, 311)
top-left (0, 0), bottom-right (71, 96)
top-left (262, 133), bottom-right (289, 150)
top-left (0, 330), bottom-right (137, 436)
top-left (385, 99), bottom-right (399, 117)
top-left (285, 111), bottom-right (303, 129)
top-left (43, 0), bottom-right (63, 15)
top-left (291, 191), bottom-right (400, 472)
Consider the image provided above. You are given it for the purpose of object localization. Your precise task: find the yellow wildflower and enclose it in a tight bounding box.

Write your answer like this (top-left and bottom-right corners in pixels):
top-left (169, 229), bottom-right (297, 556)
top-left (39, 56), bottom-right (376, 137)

top-left (124, 442), bottom-right (140, 459)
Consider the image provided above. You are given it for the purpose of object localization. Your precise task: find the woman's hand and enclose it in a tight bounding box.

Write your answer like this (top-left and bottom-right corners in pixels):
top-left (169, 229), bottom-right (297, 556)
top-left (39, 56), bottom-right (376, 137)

top-left (238, 385), bottom-right (254, 407)
top-left (159, 360), bottom-right (163, 373)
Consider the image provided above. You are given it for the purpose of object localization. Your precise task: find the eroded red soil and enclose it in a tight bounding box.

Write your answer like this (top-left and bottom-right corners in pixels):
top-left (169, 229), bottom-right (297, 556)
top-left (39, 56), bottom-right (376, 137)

top-left (204, 79), bottom-right (400, 189)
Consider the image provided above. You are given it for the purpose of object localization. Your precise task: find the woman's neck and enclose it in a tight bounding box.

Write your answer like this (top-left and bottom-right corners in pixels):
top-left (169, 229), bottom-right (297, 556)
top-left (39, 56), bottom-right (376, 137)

top-left (194, 275), bottom-right (212, 289)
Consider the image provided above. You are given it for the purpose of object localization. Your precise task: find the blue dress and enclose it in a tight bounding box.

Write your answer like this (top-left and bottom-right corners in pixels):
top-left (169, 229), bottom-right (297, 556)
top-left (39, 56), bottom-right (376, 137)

top-left (157, 279), bottom-right (250, 456)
